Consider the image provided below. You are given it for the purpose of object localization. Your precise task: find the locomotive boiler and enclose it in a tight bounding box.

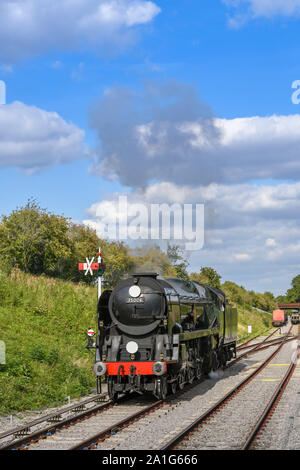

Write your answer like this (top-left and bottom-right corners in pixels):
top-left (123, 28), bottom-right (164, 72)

top-left (93, 273), bottom-right (237, 400)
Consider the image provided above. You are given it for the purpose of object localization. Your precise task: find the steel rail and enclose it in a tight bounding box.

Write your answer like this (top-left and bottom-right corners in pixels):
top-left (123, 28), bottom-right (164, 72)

top-left (1, 399), bottom-right (115, 450)
top-left (242, 339), bottom-right (300, 450)
top-left (230, 336), bottom-right (297, 367)
top-left (229, 327), bottom-right (284, 366)
top-left (0, 393), bottom-right (108, 442)
top-left (236, 333), bottom-right (262, 349)
top-left (246, 335), bottom-right (296, 355)
top-left (237, 335), bottom-right (287, 351)
top-left (236, 327), bottom-right (275, 350)
top-left (160, 327), bottom-right (293, 450)
top-left (69, 375), bottom-right (214, 451)
top-left (2, 327), bottom-right (290, 451)
top-left (69, 399), bottom-right (164, 450)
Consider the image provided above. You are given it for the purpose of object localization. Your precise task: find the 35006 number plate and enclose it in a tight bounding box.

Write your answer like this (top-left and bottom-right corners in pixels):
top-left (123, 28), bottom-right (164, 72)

top-left (126, 297), bottom-right (145, 304)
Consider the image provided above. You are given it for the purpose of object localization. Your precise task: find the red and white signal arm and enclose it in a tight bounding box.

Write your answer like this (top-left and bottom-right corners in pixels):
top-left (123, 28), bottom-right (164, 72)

top-left (87, 328), bottom-right (95, 337)
top-left (78, 257), bottom-right (99, 275)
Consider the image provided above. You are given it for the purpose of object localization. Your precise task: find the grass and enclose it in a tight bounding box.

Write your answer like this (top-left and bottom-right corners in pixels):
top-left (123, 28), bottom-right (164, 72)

top-left (0, 268), bottom-right (98, 414)
top-left (0, 269), bottom-right (273, 414)
top-left (235, 303), bottom-right (272, 341)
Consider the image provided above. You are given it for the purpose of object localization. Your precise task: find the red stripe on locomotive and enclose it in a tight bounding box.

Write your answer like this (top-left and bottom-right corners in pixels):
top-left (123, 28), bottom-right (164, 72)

top-left (105, 362), bottom-right (167, 376)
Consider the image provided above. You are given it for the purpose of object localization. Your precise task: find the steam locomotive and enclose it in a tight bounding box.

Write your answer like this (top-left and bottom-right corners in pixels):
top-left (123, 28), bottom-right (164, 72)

top-left (93, 273), bottom-right (237, 400)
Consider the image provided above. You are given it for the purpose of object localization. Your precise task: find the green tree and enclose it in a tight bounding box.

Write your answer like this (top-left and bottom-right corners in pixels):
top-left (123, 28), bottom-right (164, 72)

top-left (191, 267), bottom-right (221, 288)
top-left (286, 274), bottom-right (300, 302)
top-left (167, 244), bottom-right (189, 280)
top-left (0, 200), bottom-right (71, 276)
top-left (132, 245), bottom-right (176, 277)
top-left (56, 223), bottom-right (134, 288)
top-left (101, 240), bottom-right (134, 288)
top-left (276, 295), bottom-right (287, 303)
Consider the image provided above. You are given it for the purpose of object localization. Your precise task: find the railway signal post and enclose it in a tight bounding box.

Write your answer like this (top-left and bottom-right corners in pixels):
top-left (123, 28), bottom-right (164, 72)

top-left (97, 248), bottom-right (103, 301)
top-left (78, 247), bottom-right (106, 300)
top-left (78, 249), bottom-right (106, 394)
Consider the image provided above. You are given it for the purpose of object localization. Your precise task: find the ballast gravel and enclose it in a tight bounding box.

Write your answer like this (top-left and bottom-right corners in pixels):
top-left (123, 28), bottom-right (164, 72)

top-left (96, 341), bottom-right (292, 450)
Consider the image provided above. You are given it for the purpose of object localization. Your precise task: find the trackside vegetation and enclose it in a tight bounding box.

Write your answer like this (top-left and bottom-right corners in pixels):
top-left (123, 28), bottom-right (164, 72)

top-left (0, 267), bottom-right (98, 413)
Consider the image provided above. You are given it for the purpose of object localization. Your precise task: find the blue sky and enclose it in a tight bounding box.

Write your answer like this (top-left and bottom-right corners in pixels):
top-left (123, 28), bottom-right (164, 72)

top-left (1, 0), bottom-right (300, 294)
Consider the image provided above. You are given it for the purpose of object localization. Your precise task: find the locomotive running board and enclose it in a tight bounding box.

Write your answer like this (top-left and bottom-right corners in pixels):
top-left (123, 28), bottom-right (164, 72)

top-left (180, 327), bottom-right (219, 341)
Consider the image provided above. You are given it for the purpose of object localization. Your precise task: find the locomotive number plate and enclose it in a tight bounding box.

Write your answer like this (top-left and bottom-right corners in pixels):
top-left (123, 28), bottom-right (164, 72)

top-left (126, 297), bottom-right (145, 304)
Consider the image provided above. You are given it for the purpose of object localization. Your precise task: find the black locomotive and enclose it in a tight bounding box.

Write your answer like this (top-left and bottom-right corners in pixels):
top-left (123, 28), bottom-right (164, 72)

top-left (94, 273), bottom-right (237, 400)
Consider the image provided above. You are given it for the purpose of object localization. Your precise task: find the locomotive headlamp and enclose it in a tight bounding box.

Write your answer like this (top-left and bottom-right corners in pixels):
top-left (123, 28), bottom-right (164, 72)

top-left (94, 362), bottom-right (106, 376)
top-left (129, 285), bottom-right (141, 298)
top-left (126, 341), bottom-right (138, 354)
top-left (152, 361), bottom-right (166, 376)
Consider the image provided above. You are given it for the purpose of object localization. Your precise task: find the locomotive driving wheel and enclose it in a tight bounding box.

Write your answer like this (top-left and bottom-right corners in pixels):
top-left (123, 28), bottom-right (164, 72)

top-left (170, 381), bottom-right (177, 394)
top-left (196, 362), bottom-right (202, 380)
top-left (218, 347), bottom-right (227, 367)
top-left (178, 369), bottom-right (185, 390)
top-left (211, 351), bottom-right (219, 371)
top-left (169, 378), bottom-right (177, 395)
top-left (155, 377), bottom-right (167, 399)
top-left (107, 378), bottom-right (118, 401)
top-left (202, 352), bottom-right (212, 375)
top-left (187, 367), bottom-right (195, 384)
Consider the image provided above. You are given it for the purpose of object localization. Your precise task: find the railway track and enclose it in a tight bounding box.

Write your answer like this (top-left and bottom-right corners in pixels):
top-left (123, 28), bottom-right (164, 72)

top-left (237, 335), bottom-right (285, 351)
top-left (160, 326), bottom-right (296, 450)
top-left (1, 395), bottom-right (164, 450)
top-left (73, 328), bottom-right (296, 451)
top-left (230, 328), bottom-right (296, 366)
top-left (242, 342), bottom-right (300, 450)
top-left (6, 374), bottom-right (214, 450)
top-left (236, 326), bottom-right (279, 351)
top-left (236, 327), bottom-right (275, 350)
top-left (232, 335), bottom-right (297, 364)
top-left (70, 399), bottom-right (164, 450)
top-left (0, 393), bottom-right (112, 450)
top-left (2, 326), bottom-right (295, 451)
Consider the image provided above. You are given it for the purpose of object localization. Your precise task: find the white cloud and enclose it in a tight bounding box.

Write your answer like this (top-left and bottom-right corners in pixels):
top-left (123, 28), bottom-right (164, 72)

top-left (84, 180), bottom-right (300, 295)
top-left (89, 84), bottom-right (300, 187)
top-left (169, 114), bottom-right (300, 185)
top-left (234, 253), bottom-right (251, 261)
top-left (51, 61), bottom-right (63, 69)
top-left (0, 0), bottom-right (161, 63)
top-left (0, 64), bottom-right (13, 74)
top-left (265, 238), bottom-right (276, 247)
top-left (71, 62), bottom-right (85, 82)
top-left (223, 0), bottom-right (300, 26)
top-left (0, 101), bottom-right (89, 171)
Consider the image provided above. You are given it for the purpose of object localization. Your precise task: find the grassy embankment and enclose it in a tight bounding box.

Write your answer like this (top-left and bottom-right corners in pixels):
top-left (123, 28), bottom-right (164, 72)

top-left (0, 270), bottom-right (272, 414)
top-left (0, 269), bottom-right (97, 414)
top-left (235, 304), bottom-right (272, 341)
top-left (221, 282), bottom-right (273, 341)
